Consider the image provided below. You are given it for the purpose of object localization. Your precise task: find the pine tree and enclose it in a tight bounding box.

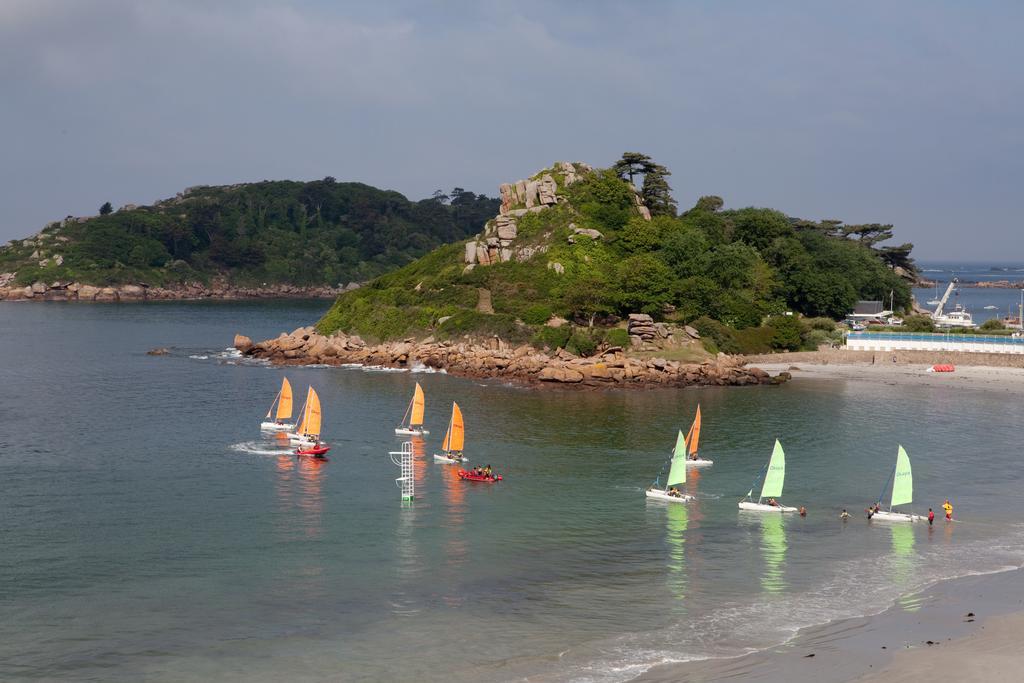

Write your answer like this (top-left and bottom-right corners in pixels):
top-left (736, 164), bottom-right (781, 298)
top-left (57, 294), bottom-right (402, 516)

top-left (641, 164), bottom-right (677, 217)
top-left (613, 152), bottom-right (652, 186)
top-left (99, 201), bottom-right (113, 215)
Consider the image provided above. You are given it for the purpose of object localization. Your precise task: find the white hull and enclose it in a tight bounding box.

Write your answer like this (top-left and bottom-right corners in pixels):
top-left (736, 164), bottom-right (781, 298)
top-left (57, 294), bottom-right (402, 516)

top-left (261, 421), bottom-right (294, 431)
top-left (738, 501), bottom-right (798, 513)
top-left (870, 510), bottom-right (924, 523)
top-left (395, 427), bottom-right (429, 436)
top-left (433, 453), bottom-right (467, 464)
top-left (686, 458), bottom-right (713, 468)
top-left (645, 488), bottom-right (693, 503)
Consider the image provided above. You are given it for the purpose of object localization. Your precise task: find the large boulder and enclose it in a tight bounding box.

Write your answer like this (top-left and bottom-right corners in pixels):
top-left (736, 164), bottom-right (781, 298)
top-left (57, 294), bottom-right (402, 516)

top-left (78, 285), bottom-right (100, 300)
top-left (538, 366), bottom-right (584, 383)
top-left (233, 334), bottom-right (254, 353)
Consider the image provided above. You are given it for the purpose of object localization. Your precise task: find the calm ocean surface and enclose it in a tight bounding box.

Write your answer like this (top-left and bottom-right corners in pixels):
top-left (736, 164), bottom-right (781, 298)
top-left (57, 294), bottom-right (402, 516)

top-left (2, 301), bottom-right (1024, 682)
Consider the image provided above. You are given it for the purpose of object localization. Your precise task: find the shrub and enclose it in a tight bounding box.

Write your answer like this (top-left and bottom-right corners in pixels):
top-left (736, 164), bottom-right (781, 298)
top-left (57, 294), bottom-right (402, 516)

top-left (522, 303), bottom-right (553, 325)
top-left (533, 326), bottom-right (571, 351)
top-left (567, 331), bottom-right (598, 357)
top-left (902, 315), bottom-right (935, 332)
top-left (603, 328), bottom-right (631, 348)
top-left (732, 326), bottom-right (775, 354)
top-left (767, 314), bottom-right (805, 351)
top-left (691, 316), bottom-right (739, 354)
top-left (805, 316), bottom-right (836, 331)
top-left (980, 318), bottom-right (1006, 331)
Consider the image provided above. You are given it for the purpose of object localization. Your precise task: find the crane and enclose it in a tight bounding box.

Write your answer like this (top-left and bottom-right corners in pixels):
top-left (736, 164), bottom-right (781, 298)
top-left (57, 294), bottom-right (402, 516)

top-left (931, 278), bottom-right (958, 319)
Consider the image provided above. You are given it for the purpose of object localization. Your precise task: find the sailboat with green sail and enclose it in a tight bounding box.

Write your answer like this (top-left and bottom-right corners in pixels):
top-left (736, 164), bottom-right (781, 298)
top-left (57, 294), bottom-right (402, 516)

top-left (738, 439), bottom-right (798, 512)
top-left (646, 429), bottom-right (693, 503)
top-left (870, 445), bottom-right (925, 522)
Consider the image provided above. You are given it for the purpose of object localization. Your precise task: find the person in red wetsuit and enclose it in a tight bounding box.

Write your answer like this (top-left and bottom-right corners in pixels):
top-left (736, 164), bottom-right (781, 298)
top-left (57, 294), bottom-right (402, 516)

top-left (928, 508), bottom-right (935, 525)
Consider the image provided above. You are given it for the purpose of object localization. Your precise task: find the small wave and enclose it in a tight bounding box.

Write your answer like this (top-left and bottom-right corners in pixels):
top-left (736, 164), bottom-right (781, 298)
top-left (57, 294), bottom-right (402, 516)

top-left (410, 362), bottom-right (446, 374)
top-left (229, 441), bottom-right (293, 456)
top-left (189, 354), bottom-right (209, 360)
top-left (364, 365), bottom-right (407, 373)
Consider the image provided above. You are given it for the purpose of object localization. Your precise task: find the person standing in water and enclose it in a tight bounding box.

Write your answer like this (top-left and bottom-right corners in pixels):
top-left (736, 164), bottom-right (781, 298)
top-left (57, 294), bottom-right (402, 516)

top-left (840, 509), bottom-right (850, 521)
top-left (928, 508), bottom-right (935, 525)
top-left (943, 500), bottom-right (953, 521)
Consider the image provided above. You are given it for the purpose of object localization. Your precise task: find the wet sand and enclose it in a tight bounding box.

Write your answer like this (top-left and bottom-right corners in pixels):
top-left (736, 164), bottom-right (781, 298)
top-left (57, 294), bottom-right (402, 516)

top-left (635, 566), bottom-right (1024, 682)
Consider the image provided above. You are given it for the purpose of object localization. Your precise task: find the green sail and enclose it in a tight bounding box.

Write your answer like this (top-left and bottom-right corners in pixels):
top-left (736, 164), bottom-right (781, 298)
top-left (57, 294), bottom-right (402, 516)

top-left (759, 439), bottom-right (786, 499)
top-left (666, 430), bottom-right (688, 487)
top-left (890, 445), bottom-right (913, 508)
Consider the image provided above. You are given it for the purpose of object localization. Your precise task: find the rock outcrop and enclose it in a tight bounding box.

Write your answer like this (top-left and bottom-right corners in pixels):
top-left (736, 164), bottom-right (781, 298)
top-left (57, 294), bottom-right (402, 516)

top-left (238, 328), bottom-right (783, 390)
top-left (464, 161), bottom-right (650, 268)
top-left (0, 280), bottom-right (350, 302)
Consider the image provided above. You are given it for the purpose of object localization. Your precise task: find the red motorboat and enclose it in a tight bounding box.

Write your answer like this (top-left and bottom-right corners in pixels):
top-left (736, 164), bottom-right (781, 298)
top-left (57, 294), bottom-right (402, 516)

top-left (295, 444), bottom-right (331, 458)
top-left (457, 469), bottom-right (502, 483)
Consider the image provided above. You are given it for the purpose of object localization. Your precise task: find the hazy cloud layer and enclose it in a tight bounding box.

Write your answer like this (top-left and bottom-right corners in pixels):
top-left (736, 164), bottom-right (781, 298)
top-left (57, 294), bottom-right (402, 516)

top-left (2, 0), bottom-right (1021, 259)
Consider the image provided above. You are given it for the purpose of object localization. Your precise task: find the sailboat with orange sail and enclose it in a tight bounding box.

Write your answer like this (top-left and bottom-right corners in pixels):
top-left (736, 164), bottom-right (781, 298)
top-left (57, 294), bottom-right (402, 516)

top-left (683, 405), bottom-right (712, 467)
top-left (260, 377), bottom-right (295, 431)
top-left (291, 387), bottom-right (330, 457)
top-left (433, 402), bottom-right (467, 463)
top-left (395, 382), bottom-right (429, 436)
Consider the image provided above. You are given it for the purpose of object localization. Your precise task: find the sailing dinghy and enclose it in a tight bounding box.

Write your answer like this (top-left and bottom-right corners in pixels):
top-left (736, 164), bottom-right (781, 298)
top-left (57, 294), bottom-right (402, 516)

top-left (738, 440), bottom-right (798, 512)
top-left (260, 377), bottom-right (295, 431)
top-left (291, 387), bottom-right (329, 455)
top-left (684, 405), bottom-right (712, 467)
top-left (395, 382), bottom-right (429, 436)
top-left (646, 429), bottom-right (693, 503)
top-left (869, 446), bottom-right (924, 522)
top-left (433, 402), bottom-right (467, 463)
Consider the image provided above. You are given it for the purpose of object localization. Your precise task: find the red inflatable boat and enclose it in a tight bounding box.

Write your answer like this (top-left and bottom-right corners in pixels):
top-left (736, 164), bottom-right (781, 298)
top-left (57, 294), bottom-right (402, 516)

top-left (457, 469), bottom-right (502, 483)
top-left (295, 445), bottom-right (331, 458)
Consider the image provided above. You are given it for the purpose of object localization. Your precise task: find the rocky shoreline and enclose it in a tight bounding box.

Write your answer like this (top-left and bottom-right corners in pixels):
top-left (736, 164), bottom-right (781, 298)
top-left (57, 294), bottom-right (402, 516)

top-left (0, 278), bottom-right (350, 302)
top-left (234, 328), bottom-right (787, 389)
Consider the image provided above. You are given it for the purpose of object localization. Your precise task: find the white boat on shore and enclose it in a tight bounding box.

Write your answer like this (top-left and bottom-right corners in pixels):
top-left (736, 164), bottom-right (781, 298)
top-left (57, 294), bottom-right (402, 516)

top-left (868, 445), bottom-right (924, 522)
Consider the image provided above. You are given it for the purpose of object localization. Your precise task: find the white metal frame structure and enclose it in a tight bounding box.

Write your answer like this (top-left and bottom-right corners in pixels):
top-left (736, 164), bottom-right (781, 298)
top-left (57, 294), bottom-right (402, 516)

top-left (390, 441), bottom-right (414, 502)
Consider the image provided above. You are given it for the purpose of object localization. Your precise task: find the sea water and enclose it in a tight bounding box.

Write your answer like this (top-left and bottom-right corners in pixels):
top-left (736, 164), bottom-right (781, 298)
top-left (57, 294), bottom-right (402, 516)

top-left (2, 301), bottom-right (1024, 682)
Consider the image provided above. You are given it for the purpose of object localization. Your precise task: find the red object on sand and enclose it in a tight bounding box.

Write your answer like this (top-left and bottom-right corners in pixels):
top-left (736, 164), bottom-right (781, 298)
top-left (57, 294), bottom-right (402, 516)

top-left (931, 364), bottom-right (955, 373)
top-left (457, 469), bottom-right (502, 482)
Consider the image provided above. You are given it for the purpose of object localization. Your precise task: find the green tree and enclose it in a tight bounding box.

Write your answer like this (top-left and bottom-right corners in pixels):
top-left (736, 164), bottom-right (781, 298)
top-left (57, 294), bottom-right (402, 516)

top-left (613, 253), bottom-right (675, 315)
top-left (99, 202), bottom-right (113, 215)
top-left (641, 164), bottom-right (677, 217)
top-left (612, 152), bottom-right (653, 186)
top-left (768, 315), bottom-right (805, 350)
top-left (980, 318), bottom-right (1006, 331)
top-left (901, 315), bottom-right (935, 332)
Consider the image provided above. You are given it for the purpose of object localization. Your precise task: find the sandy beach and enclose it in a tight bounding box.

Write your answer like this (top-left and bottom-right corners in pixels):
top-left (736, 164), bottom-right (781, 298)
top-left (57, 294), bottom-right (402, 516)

top-left (637, 567), bottom-right (1024, 682)
top-left (752, 361), bottom-right (1024, 393)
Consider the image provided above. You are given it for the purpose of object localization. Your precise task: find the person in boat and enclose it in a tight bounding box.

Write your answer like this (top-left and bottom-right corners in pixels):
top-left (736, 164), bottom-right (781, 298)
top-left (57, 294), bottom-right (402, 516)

top-left (483, 465), bottom-right (493, 478)
top-left (928, 508), bottom-right (935, 525)
top-left (943, 500), bottom-right (953, 521)
top-left (668, 486), bottom-right (683, 498)
top-left (840, 509), bottom-right (850, 521)
top-left (799, 506), bottom-right (807, 517)
top-left (767, 498), bottom-right (778, 507)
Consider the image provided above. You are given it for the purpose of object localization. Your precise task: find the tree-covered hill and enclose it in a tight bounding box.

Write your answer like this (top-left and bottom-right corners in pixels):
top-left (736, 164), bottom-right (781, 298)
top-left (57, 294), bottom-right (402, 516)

top-left (318, 157), bottom-right (914, 355)
top-left (0, 180), bottom-right (499, 288)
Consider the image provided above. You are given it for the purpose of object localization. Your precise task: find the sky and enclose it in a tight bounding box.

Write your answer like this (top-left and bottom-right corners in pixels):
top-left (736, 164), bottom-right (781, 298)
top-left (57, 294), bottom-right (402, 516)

top-left (2, 1), bottom-right (1022, 260)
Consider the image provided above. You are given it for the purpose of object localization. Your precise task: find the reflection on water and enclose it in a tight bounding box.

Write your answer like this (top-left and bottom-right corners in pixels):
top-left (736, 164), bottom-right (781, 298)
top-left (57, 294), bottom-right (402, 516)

top-left (760, 515), bottom-right (787, 594)
top-left (891, 524), bottom-right (920, 612)
top-left (296, 456), bottom-right (326, 540)
top-left (441, 466), bottom-right (468, 608)
top-left (410, 436), bottom-right (428, 492)
top-left (665, 504), bottom-right (688, 609)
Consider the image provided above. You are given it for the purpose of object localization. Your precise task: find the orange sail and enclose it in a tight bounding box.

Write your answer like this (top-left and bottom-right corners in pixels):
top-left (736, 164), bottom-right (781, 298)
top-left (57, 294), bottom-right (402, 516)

top-left (276, 377), bottom-right (293, 420)
top-left (688, 405), bottom-right (702, 456)
top-left (302, 388), bottom-right (323, 439)
top-left (441, 402), bottom-right (464, 453)
top-left (410, 383), bottom-right (425, 427)
top-left (294, 387), bottom-right (311, 435)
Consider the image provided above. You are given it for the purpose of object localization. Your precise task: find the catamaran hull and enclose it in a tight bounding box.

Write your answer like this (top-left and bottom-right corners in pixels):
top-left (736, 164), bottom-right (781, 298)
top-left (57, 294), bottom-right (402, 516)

top-left (645, 489), bottom-right (693, 503)
top-left (686, 458), bottom-right (713, 468)
top-left (433, 454), bottom-right (467, 464)
top-left (395, 428), bottom-right (429, 436)
top-left (261, 422), bottom-right (294, 432)
top-left (738, 501), bottom-right (798, 513)
top-left (870, 511), bottom-right (924, 523)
